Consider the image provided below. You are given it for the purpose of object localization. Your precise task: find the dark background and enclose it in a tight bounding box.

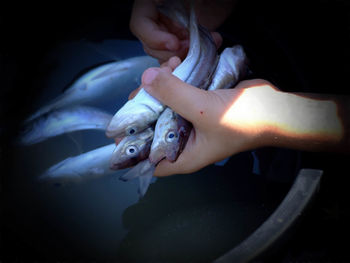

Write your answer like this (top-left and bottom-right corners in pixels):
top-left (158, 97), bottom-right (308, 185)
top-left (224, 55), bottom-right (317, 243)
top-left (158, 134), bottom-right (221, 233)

top-left (1, 0), bottom-right (350, 262)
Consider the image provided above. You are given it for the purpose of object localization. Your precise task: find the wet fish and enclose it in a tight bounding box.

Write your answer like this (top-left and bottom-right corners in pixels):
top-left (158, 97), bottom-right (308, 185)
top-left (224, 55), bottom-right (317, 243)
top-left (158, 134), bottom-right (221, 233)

top-left (149, 26), bottom-right (219, 165)
top-left (109, 127), bottom-right (154, 170)
top-left (40, 143), bottom-right (116, 183)
top-left (208, 45), bottom-right (248, 91)
top-left (150, 45), bottom-right (248, 165)
top-left (105, 1), bottom-right (201, 139)
top-left (19, 106), bottom-right (113, 145)
top-left (26, 56), bottom-right (158, 122)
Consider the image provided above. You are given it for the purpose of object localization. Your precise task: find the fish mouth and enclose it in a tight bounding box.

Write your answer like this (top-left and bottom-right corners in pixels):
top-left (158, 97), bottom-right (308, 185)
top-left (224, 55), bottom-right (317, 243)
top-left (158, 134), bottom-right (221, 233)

top-left (105, 126), bottom-right (123, 139)
top-left (109, 162), bottom-right (122, 170)
top-left (149, 155), bottom-right (166, 166)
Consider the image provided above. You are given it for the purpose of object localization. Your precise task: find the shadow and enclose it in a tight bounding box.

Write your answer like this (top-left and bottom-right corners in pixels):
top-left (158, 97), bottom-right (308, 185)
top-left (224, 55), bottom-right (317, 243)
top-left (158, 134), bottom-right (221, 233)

top-left (115, 150), bottom-right (297, 262)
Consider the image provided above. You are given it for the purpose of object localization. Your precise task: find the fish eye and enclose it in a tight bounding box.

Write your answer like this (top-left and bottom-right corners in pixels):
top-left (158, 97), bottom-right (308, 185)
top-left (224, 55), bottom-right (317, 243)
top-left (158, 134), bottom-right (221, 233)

top-left (126, 145), bottom-right (138, 156)
top-left (165, 131), bottom-right (178, 143)
top-left (127, 127), bottom-right (137, 136)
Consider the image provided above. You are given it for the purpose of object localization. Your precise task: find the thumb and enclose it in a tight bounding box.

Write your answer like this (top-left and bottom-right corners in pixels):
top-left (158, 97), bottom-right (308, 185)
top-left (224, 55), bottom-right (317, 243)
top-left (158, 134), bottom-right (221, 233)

top-left (142, 67), bottom-right (207, 123)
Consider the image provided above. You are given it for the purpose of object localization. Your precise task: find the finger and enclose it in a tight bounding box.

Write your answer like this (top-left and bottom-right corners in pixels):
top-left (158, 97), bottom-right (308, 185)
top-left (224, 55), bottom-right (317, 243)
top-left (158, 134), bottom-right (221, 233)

top-left (129, 57), bottom-right (181, 100)
top-left (142, 68), bottom-right (208, 123)
top-left (159, 13), bottom-right (189, 40)
top-left (143, 40), bottom-right (188, 63)
top-left (130, 1), bottom-right (180, 51)
top-left (211, 31), bottom-right (223, 49)
top-left (160, 56), bottom-right (182, 71)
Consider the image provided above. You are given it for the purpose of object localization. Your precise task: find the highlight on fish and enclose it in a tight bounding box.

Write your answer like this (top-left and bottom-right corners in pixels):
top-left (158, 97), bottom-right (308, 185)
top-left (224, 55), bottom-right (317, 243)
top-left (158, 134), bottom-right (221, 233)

top-left (105, 0), bottom-right (202, 140)
top-left (39, 143), bottom-right (116, 183)
top-left (26, 56), bottom-right (158, 123)
top-left (26, 0), bottom-right (250, 200)
top-left (110, 127), bottom-right (154, 170)
top-left (19, 106), bottom-right (113, 145)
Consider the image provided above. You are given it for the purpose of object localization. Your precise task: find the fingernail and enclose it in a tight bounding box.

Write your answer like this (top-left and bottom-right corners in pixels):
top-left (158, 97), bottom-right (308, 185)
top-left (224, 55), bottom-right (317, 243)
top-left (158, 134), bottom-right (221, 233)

top-left (143, 68), bottom-right (159, 85)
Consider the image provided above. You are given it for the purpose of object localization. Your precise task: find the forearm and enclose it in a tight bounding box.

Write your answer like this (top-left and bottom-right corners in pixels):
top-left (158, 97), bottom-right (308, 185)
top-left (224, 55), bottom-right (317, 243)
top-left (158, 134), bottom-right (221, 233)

top-left (255, 88), bottom-right (349, 152)
top-left (219, 82), bottom-right (349, 153)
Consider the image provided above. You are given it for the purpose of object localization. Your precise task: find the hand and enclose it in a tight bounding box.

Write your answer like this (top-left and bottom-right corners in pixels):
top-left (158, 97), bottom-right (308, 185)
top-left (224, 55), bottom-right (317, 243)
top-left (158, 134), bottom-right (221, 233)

top-left (128, 56), bottom-right (182, 100)
top-left (142, 67), bottom-right (274, 176)
top-left (130, 0), bottom-right (225, 63)
top-left (142, 67), bottom-right (349, 177)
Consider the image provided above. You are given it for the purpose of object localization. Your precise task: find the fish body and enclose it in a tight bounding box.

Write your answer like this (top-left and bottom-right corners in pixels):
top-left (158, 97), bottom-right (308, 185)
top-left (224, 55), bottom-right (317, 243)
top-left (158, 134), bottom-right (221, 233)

top-left (19, 106), bottom-right (113, 145)
top-left (40, 143), bottom-right (116, 183)
top-left (26, 56), bottom-right (158, 122)
top-left (110, 127), bottom-right (154, 170)
top-left (149, 108), bottom-right (192, 164)
top-left (208, 45), bottom-right (248, 91)
top-left (105, 2), bottom-right (201, 139)
top-left (149, 25), bottom-right (219, 165)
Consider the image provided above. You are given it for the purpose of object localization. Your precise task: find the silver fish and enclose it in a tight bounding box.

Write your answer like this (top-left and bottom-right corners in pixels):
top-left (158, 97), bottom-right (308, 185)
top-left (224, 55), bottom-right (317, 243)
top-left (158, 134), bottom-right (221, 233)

top-left (40, 143), bottom-right (116, 183)
top-left (105, 2), bottom-right (201, 139)
top-left (149, 106), bottom-right (192, 164)
top-left (26, 56), bottom-right (158, 122)
top-left (19, 106), bottom-right (113, 145)
top-left (207, 45), bottom-right (248, 91)
top-left (109, 127), bottom-right (154, 170)
top-left (149, 45), bottom-right (248, 165)
top-left (149, 26), bottom-right (219, 165)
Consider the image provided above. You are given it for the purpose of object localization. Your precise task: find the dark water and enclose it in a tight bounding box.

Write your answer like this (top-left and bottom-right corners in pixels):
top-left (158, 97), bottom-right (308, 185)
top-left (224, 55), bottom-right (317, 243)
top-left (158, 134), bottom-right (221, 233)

top-left (1, 39), bottom-right (295, 262)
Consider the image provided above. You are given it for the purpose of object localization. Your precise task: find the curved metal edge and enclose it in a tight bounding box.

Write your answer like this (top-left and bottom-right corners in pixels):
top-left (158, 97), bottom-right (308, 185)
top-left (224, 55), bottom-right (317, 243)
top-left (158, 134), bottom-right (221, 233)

top-left (213, 168), bottom-right (323, 263)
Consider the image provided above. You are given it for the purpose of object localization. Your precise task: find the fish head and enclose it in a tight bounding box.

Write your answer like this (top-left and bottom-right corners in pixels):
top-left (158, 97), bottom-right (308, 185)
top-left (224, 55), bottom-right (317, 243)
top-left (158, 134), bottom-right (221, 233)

top-left (110, 128), bottom-right (154, 170)
top-left (106, 102), bottom-right (158, 139)
top-left (149, 109), bottom-right (187, 164)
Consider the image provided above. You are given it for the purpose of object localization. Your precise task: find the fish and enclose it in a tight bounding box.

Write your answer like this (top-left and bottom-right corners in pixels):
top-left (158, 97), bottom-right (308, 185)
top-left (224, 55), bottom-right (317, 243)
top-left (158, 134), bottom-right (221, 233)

top-left (26, 56), bottom-right (159, 122)
top-left (19, 106), bottom-right (113, 145)
top-left (111, 1), bottom-right (202, 197)
top-left (149, 25), bottom-right (219, 165)
top-left (39, 143), bottom-right (116, 183)
top-left (149, 104), bottom-right (192, 164)
top-left (150, 45), bottom-right (248, 165)
top-left (109, 127), bottom-right (154, 170)
top-left (207, 45), bottom-right (248, 91)
top-left (114, 46), bottom-right (248, 197)
top-left (105, 1), bottom-right (201, 139)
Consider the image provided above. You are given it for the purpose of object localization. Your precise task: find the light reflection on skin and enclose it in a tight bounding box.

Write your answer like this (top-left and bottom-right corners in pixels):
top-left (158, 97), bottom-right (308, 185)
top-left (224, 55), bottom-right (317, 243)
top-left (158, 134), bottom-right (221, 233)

top-left (220, 83), bottom-right (345, 152)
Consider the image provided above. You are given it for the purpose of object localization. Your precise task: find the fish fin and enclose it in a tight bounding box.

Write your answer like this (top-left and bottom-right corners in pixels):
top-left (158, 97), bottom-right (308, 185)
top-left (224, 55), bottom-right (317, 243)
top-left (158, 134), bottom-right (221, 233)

top-left (66, 133), bottom-right (83, 155)
top-left (138, 168), bottom-right (155, 198)
top-left (119, 160), bottom-right (148, 182)
top-left (119, 160), bottom-right (156, 198)
top-left (251, 150), bottom-right (261, 175)
top-left (85, 74), bottom-right (116, 90)
top-left (83, 39), bottom-right (121, 62)
top-left (138, 160), bottom-right (156, 197)
top-left (62, 60), bottom-right (117, 93)
top-left (215, 157), bottom-right (230, 166)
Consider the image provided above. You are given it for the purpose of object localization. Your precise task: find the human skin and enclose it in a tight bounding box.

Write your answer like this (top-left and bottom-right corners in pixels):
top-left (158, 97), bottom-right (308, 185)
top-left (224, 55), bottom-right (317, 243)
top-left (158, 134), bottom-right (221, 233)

top-left (129, 0), bottom-right (235, 63)
top-left (140, 66), bottom-right (349, 177)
